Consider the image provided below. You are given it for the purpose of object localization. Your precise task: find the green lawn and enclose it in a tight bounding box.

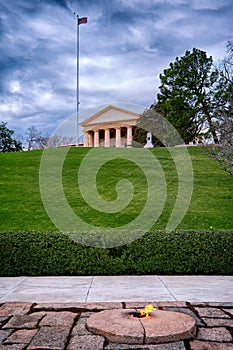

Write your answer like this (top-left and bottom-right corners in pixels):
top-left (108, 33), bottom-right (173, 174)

top-left (0, 146), bottom-right (232, 232)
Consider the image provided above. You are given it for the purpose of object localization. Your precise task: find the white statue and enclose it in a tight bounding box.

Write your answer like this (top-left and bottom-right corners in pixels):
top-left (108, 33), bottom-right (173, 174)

top-left (144, 132), bottom-right (154, 148)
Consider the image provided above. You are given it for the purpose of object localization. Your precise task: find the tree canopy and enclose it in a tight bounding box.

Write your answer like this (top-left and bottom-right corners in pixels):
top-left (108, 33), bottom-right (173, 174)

top-left (156, 48), bottom-right (222, 144)
top-left (0, 122), bottom-right (22, 153)
top-left (134, 47), bottom-right (232, 146)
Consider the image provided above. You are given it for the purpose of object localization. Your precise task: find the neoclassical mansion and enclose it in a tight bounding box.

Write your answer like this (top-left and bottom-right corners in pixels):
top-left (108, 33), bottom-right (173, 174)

top-left (80, 105), bottom-right (141, 147)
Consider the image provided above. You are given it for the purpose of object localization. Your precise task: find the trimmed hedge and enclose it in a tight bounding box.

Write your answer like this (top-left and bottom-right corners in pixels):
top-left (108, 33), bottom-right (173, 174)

top-left (0, 230), bottom-right (232, 276)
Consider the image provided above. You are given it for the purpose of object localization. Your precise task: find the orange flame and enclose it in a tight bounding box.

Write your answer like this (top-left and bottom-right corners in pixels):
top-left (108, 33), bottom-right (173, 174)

top-left (139, 304), bottom-right (156, 318)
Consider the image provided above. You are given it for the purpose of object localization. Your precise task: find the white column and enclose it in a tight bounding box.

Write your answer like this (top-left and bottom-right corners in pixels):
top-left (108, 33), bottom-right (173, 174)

top-left (94, 130), bottom-right (99, 147)
top-left (84, 132), bottom-right (89, 147)
top-left (89, 132), bottom-right (94, 147)
top-left (105, 128), bottom-right (110, 147)
top-left (115, 128), bottom-right (121, 148)
top-left (127, 126), bottom-right (133, 146)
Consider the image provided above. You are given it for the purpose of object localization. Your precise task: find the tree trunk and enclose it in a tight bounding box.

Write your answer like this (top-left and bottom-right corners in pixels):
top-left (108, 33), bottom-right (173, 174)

top-left (207, 116), bottom-right (219, 144)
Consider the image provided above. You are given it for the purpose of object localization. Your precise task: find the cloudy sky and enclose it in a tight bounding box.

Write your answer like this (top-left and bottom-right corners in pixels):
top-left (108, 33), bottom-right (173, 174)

top-left (0, 0), bottom-right (232, 137)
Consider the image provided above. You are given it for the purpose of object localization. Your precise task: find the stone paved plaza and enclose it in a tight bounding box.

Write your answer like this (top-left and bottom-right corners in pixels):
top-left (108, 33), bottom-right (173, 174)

top-left (0, 276), bottom-right (232, 349)
top-left (0, 301), bottom-right (233, 349)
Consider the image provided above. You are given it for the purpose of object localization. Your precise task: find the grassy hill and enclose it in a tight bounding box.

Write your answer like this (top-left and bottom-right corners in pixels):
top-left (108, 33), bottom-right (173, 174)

top-left (0, 146), bottom-right (232, 232)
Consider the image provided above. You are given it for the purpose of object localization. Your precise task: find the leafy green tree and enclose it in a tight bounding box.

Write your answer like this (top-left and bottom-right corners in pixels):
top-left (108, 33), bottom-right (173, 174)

top-left (132, 127), bottom-right (147, 147)
top-left (157, 48), bottom-right (220, 144)
top-left (133, 107), bottom-right (168, 147)
top-left (0, 122), bottom-right (22, 153)
top-left (133, 106), bottom-right (184, 147)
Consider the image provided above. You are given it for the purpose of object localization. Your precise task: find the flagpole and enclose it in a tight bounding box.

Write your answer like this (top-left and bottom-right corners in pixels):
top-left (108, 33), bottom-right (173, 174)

top-left (74, 12), bottom-right (87, 147)
top-left (75, 12), bottom-right (80, 147)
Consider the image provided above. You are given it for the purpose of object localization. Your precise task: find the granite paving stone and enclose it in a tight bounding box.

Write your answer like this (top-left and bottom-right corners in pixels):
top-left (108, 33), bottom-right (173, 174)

top-left (202, 317), bottom-right (233, 327)
top-left (156, 302), bottom-right (187, 308)
top-left (0, 331), bottom-right (12, 343)
top-left (0, 345), bottom-right (27, 350)
top-left (3, 315), bottom-right (43, 329)
top-left (0, 319), bottom-right (9, 328)
top-left (71, 316), bottom-right (92, 336)
top-left (192, 302), bottom-right (233, 307)
top-left (197, 327), bottom-right (233, 342)
top-left (105, 341), bottom-right (186, 349)
top-left (0, 303), bottom-right (32, 317)
top-left (4, 329), bottom-right (38, 345)
top-left (189, 340), bottom-right (233, 349)
top-left (79, 312), bottom-right (94, 318)
top-left (32, 303), bottom-right (79, 312)
top-left (39, 311), bottom-right (76, 327)
top-left (27, 327), bottom-right (70, 350)
top-left (194, 306), bottom-right (231, 318)
top-left (67, 334), bottom-right (105, 350)
top-left (32, 302), bottom-right (122, 312)
top-left (223, 308), bottom-right (233, 317)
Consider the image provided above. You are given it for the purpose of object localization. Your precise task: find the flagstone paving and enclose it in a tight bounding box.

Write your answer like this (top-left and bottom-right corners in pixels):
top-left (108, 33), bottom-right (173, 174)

top-left (0, 276), bottom-right (232, 348)
top-left (0, 301), bottom-right (233, 349)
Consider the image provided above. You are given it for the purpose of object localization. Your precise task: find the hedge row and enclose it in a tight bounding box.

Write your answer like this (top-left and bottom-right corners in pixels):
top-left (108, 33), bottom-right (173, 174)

top-left (0, 230), bottom-right (232, 276)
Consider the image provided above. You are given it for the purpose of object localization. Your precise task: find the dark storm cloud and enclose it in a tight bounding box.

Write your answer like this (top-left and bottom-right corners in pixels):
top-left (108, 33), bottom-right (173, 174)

top-left (0, 0), bottom-right (232, 136)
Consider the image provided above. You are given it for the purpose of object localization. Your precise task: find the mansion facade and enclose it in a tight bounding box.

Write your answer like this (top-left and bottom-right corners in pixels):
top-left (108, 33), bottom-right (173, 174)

top-left (80, 105), bottom-right (140, 147)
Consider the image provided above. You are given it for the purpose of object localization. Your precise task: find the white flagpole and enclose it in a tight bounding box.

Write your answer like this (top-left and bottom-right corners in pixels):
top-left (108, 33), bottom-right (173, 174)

top-left (75, 12), bottom-right (80, 147)
top-left (74, 13), bottom-right (87, 146)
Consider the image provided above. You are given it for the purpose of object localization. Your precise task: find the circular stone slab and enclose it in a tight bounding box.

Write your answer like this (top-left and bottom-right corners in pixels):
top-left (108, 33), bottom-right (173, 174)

top-left (86, 309), bottom-right (196, 344)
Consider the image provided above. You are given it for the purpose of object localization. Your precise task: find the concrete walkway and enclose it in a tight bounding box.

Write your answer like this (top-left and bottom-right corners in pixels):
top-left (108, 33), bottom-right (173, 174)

top-left (0, 275), bottom-right (232, 303)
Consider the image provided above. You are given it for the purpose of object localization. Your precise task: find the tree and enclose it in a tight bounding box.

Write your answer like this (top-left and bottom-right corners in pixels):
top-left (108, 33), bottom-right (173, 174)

top-left (133, 106), bottom-right (184, 147)
top-left (214, 40), bottom-right (233, 145)
top-left (0, 122), bottom-right (22, 153)
top-left (133, 107), bottom-right (166, 147)
top-left (25, 126), bottom-right (76, 150)
top-left (45, 134), bottom-right (76, 148)
top-left (25, 126), bottom-right (48, 150)
top-left (207, 41), bottom-right (233, 176)
top-left (157, 48), bottom-right (220, 144)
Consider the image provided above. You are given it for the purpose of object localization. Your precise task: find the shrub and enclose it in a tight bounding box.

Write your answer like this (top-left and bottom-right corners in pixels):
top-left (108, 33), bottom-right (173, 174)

top-left (0, 230), bottom-right (232, 276)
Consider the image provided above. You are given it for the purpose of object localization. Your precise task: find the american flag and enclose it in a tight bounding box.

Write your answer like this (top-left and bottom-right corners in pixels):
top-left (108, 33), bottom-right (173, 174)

top-left (78, 17), bottom-right (88, 25)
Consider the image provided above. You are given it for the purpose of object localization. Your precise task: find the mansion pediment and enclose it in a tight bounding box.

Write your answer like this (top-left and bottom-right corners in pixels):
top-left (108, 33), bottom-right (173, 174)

top-left (80, 105), bottom-right (140, 128)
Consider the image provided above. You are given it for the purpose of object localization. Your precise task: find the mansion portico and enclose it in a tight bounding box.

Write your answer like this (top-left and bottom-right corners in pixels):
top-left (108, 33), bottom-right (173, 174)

top-left (80, 105), bottom-right (140, 147)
